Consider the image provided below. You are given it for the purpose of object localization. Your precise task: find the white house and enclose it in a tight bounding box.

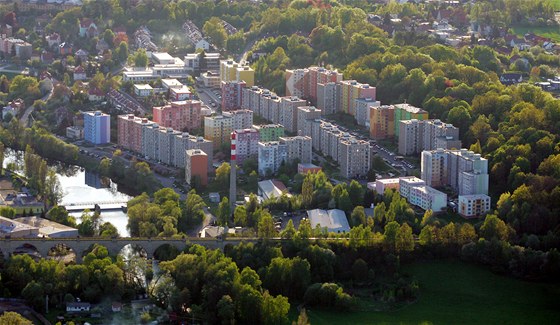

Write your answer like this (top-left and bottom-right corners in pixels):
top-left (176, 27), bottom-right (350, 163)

top-left (196, 39), bottom-right (210, 51)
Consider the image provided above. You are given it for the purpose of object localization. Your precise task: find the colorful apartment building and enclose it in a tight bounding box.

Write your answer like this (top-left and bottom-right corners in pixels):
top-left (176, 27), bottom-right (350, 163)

top-left (233, 129), bottom-right (260, 164)
top-left (339, 80), bottom-right (376, 116)
top-left (221, 80), bottom-right (246, 111)
top-left (186, 149), bottom-right (208, 187)
top-left (253, 124), bottom-right (285, 142)
top-left (152, 100), bottom-right (202, 132)
top-left (219, 59), bottom-right (254, 86)
top-left (393, 103), bottom-right (429, 137)
top-left (370, 105), bottom-right (395, 139)
top-left (204, 115), bottom-right (233, 148)
top-left (83, 111), bottom-right (110, 145)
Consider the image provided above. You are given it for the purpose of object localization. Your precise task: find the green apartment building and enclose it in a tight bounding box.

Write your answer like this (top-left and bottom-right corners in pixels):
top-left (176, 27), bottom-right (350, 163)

top-left (394, 103), bottom-right (429, 137)
top-left (254, 124), bottom-right (285, 142)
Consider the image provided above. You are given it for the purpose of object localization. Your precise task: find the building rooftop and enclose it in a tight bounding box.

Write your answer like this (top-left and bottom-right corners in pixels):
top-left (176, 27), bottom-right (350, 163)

top-left (307, 209), bottom-right (350, 233)
top-left (258, 180), bottom-right (291, 200)
top-left (15, 216), bottom-right (78, 237)
top-left (394, 103), bottom-right (427, 114)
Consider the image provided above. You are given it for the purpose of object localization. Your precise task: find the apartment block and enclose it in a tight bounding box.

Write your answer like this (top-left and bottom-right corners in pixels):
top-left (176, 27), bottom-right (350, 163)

top-left (221, 81), bottom-right (246, 111)
top-left (399, 119), bottom-right (461, 156)
top-left (219, 59), bottom-right (254, 86)
top-left (254, 124), bottom-right (285, 142)
top-left (186, 149), bottom-right (208, 187)
top-left (370, 105), bottom-right (395, 139)
top-left (83, 111), bottom-right (110, 145)
top-left (279, 135), bottom-right (312, 164)
top-left (118, 114), bottom-right (154, 152)
top-left (223, 109), bottom-right (253, 130)
top-left (174, 132), bottom-right (213, 169)
top-left (257, 141), bottom-right (287, 176)
top-left (408, 185), bottom-right (447, 212)
top-left (184, 52), bottom-right (220, 72)
top-left (233, 129), bottom-right (260, 164)
top-left (296, 106), bottom-right (321, 135)
top-left (394, 103), bottom-right (429, 137)
top-left (339, 80), bottom-right (376, 116)
top-left (421, 148), bottom-right (489, 195)
top-left (285, 68), bottom-right (307, 98)
top-left (286, 67), bottom-right (342, 104)
top-left (421, 149), bottom-right (448, 187)
top-left (458, 194), bottom-right (491, 218)
top-left (355, 98), bottom-right (381, 127)
top-left (152, 100), bottom-right (202, 132)
top-left (142, 123), bottom-right (163, 161)
top-left (398, 176), bottom-right (426, 199)
top-left (338, 138), bottom-right (371, 179)
top-left (398, 119), bottom-right (425, 156)
top-left (204, 115), bottom-right (233, 148)
top-left (316, 82), bottom-right (339, 115)
top-left (158, 127), bottom-right (182, 165)
top-left (280, 96), bottom-right (307, 133)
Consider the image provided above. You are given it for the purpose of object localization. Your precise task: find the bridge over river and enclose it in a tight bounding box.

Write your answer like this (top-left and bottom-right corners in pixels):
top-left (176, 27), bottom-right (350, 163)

top-left (0, 237), bottom-right (264, 263)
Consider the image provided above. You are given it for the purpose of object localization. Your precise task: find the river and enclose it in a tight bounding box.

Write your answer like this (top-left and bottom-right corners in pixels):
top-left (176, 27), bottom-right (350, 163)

top-left (3, 149), bottom-right (131, 237)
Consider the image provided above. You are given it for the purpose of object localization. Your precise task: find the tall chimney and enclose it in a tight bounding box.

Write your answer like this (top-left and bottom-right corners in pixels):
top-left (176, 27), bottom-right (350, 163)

top-left (229, 131), bottom-right (237, 213)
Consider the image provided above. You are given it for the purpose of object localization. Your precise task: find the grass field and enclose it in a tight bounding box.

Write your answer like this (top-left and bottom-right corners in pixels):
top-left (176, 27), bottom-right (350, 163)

top-left (308, 261), bottom-right (560, 325)
top-left (552, 0), bottom-right (560, 10)
top-left (511, 26), bottom-right (560, 42)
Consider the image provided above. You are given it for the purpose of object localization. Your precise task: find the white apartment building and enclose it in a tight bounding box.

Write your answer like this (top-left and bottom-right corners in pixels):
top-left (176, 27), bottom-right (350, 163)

top-left (399, 119), bottom-right (461, 156)
top-left (158, 127), bottom-right (182, 165)
top-left (458, 194), bottom-right (491, 218)
top-left (399, 176), bottom-right (426, 200)
top-left (354, 98), bottom-right (380, 127)
top-left (421, 149), bottom-right (449, 187)
top-left (338, 138), bottom-right (371, 179)
top-left (279, 136), bottom-right (312, 164)
top-left (223, 109), bottom-right (253, 130)
top-left (316, 82), bottom-right (339, 115)
top-left (280, 96), bottom-right (307, 133)
top-left (174, 132), bottom-right (213, 169)
top-left (258, 141), bottom-right (288, 176)
top-left (408, 185), bottom-right (447, 212)
top-left (296, 106), bottom-right (321, 135)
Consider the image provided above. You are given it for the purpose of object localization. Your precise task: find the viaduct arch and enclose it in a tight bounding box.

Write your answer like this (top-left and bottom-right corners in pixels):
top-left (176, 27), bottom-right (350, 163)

top-left (0, 238), bottom-right (257, 263)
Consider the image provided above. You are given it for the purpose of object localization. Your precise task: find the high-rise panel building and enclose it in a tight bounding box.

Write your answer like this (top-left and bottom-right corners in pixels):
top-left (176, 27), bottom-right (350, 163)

top-left (204, 115), bottom-right (233, 148)
top-left (279, 136), bottom-right (312, 164)
top-left (233, 128), bottom-right (260, 164)
top-left (219, 59), bottom-right (254, 86)
top-left (354, 98), bottom-right (381, 127)
top-left (399, 119), bottom-right (461, 156)
top-left (296, 106), bottom-right (321, 135)
top-left (221, 81), bottom-right (246, 111)
top-left (223, 109), bottom-right (253, 130)
top-left (370, 105), bottom-right (395, 139)
top-left (338, 138), bottom-right (371, 179)
top-left (286, 67), bottom-right (342, 105)
top-left (316, 82), bottom-right (339, 115)
top-left (339, 80), bottom-right (376, 116)
top-left (152, 100), bottom-right (202, 132)
top-left (253, 124), bottom-right (285, 142)
top-left (279, 96), bottom-right (307, 133)
top-left (186, 149), bottom-right (208, 187)
top-left (257, 141), bottom-right (287, 176)
top-left (83, 111), bottom-right (110, 144)
top-left (394, 103), bottom-right (429, 137)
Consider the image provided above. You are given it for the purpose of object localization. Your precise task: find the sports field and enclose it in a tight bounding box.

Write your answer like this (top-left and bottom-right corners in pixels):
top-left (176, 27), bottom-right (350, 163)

top-left (511, 26), bottom-right (560, 42)
top-left (308, 261), bottom-right (560, 325)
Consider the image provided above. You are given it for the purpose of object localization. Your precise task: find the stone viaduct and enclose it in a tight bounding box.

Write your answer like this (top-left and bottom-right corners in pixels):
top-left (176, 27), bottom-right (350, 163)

top-left (0, 237), bottom-right (262, 263)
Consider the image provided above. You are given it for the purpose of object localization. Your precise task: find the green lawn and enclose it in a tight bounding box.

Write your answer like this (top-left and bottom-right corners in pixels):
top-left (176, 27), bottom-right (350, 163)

top-left (552, 0), bottom-right (560, 10)
top-left (511, 26), bottom-right (560, 42)
top-left (309, 261), bottom-right (560, 325)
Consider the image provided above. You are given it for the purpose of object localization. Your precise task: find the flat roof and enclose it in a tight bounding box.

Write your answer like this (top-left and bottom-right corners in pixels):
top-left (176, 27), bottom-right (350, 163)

top-left (15, 216), bottom-right (78, 236)
top-left (152, 52), bottom-right (174, 61)
top-left (134, 84), bottom-right (153, 90)
top-left (394, 103), bottom-right (427, 114)
top-left (307, 209), bottom-right (350, 233)
top-left (376, 178), bottom-right (400, 184)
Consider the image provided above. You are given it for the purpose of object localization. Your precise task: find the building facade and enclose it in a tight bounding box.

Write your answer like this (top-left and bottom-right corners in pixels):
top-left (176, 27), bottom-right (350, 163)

top-left (458, 194), bottom-right (491, 218)
top-left (233, 129), bottom-right (260, 164)
top-left (254, 124), bottom-right (285, 142)
top-left (83, 111), bottom-right (110, 145)
top-left (186, 149), bottom-right (208, 187)
top-left (257, 141), bottom-right (287, 176)
top-left (221, 80), bottom-right (246, 111)
top-left (152, 100), bottom-right (202, 132)
top-left (204, 115), bottom-right (233, 148)
top-left (370, 105), bottom-right (395, 139)
top-left (279, 136), bottom-right (312, 164)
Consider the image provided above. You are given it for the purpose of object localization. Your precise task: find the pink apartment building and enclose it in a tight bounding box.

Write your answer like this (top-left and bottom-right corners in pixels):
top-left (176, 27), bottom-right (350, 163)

top-left (153, 100), bottom-right (202, 132)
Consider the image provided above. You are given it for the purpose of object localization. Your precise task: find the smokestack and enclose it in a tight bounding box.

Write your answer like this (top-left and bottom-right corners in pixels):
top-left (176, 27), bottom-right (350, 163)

top-left (229, 131), bottom-right (237, 213)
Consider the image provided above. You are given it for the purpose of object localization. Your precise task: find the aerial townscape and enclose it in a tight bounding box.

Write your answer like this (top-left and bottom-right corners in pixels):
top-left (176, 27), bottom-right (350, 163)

top-left (0, 0), bottom-right (558, 324)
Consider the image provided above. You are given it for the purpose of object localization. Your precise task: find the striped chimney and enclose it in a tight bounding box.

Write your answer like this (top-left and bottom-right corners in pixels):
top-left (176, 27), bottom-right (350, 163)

top-left (231, 131), bottom-right (237, 161)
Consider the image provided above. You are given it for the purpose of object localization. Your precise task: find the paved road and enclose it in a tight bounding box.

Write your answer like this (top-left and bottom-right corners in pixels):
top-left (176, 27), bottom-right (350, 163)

top-left (20, 87), bottom-right (53, 127)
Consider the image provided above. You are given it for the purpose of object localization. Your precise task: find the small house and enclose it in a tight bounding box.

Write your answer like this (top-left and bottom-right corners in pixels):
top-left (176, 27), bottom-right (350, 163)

top-left (66, 302), bottom-right (91, 313)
